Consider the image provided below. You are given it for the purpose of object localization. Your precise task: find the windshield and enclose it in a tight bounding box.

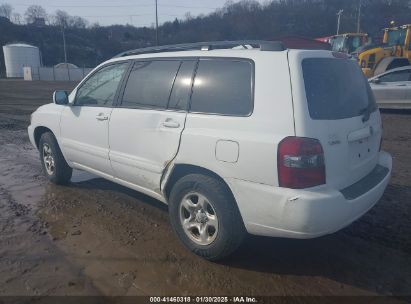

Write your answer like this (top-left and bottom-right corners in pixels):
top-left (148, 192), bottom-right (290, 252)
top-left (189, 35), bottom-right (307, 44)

top-left (387, 29), bottom-right (407, 46)
top-left (302, 58), bottom-right (377, 120)
top-left (331, 36), bottom-right (346, 52)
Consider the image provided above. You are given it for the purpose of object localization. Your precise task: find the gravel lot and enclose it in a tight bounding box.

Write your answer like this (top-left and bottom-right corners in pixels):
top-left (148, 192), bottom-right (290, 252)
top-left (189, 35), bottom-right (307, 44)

top-left (0, 79), bottom-right (410, 298)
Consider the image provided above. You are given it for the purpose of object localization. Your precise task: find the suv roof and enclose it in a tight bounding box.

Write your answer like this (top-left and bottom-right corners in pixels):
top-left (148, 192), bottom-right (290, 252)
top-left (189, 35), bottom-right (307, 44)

top-left (113, 40), bottom-right (286, 58)
top-left (104, 46), bottom-right (334, 73)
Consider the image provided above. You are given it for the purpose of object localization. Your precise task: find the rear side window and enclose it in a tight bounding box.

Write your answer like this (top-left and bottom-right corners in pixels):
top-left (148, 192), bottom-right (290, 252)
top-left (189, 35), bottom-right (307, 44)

top-left (122, 60), bottom-right (180, 109)
top-left (190, 59), bottom-right (253, 116)
top-left (302, 58), bottom-right (376, 120)
top-left (168, 61), bottom-right (196, 111)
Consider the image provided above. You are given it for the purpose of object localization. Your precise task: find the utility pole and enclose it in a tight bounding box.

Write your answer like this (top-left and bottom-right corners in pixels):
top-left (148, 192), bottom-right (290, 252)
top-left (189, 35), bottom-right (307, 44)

top-left (357, 0), bottom-right (362, 33)
top-left (337, 9), bottom-right (344, 35)
top-left (62, 26), bottom-right (67, 63)
top-left (155, 0), bottom-right (159, 45)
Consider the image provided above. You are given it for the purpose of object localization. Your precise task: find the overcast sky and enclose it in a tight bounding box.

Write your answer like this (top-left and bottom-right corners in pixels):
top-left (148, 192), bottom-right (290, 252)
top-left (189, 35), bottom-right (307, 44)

top-left (11, 0), bottom-right (267, 27)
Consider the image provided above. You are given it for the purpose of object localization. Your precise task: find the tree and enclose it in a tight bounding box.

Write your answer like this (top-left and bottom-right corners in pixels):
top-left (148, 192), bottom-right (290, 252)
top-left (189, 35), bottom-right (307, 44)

top-left (70, 16), bottom-right (88, 28)
top-left (11, 12), bottom-right (21, 24)
top-left (53, 10), bottom-right (88, 28)
top-left (24, 5), bottom-right (47, 24)
top-left (0, 3), bottom-right (13, 19)
top-left (53, 9), bottom-right (70, 28)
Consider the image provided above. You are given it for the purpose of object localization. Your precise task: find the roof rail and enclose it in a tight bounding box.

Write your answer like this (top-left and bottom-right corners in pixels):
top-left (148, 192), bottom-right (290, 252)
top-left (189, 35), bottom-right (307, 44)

top-left (113, 40), bottom-right (286, 58)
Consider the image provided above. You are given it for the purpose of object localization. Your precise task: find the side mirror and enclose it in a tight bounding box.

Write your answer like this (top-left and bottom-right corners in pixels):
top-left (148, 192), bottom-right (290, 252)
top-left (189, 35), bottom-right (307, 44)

top-left (370, 78), bottom-right (381, 84)
top-left (53, 90), bottom-right (69, 105)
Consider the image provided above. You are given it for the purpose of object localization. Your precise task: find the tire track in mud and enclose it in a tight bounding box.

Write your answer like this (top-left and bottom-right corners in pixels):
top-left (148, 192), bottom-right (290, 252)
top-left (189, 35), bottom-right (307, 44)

top-left (0, 128), bottom-right (409, 297)
top-left (0, 129), bottom-right (101, 296)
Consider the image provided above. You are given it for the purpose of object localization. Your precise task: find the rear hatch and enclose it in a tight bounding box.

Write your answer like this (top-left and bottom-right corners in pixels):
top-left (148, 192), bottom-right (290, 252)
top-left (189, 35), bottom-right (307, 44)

top-left (288, 50), bottom-right (382, 190)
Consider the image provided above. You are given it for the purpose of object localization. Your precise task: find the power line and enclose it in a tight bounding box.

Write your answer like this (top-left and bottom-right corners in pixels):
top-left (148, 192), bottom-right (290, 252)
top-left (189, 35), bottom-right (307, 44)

top-left (11, 2), bottom-right (220, 26)
top-left (7, 10), bottom-right (187, 18)
top-left (12, 3), bottom-right (219, 9)
top-left (78, 13), bottom-right (180, 18)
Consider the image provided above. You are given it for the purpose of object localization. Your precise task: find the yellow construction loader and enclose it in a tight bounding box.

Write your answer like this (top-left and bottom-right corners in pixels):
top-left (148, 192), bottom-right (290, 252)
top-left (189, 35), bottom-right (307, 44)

top-left (357, 24), bottom-right (411, 78)
top-left (328, 33), bottom-right (369, 54)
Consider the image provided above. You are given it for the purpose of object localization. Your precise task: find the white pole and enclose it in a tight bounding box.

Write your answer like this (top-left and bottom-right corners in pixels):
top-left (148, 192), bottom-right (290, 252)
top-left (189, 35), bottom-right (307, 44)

top-left (357, 0), bottom-right (362, 33)
top-left (155, 0), bottom-right (159, 45)
top-left (62, 26), bottom-right (68, 63)
top-left (337, 9), bottom-right (344, 35)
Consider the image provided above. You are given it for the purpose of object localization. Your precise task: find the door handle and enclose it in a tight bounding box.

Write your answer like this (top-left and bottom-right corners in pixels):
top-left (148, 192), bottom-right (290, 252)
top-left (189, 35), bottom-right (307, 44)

top-left (348, 126), bottom-right (371, 142)
top-left (96, 113), bottom-right (109, 121)
top-left (162, 118), bottom-right (180, 128)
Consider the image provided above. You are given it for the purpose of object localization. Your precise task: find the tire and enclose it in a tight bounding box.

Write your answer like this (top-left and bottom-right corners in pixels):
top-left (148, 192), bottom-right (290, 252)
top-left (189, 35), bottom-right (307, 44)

top-left (38, 132), bottom-right (72, 185)
top-left (168, 174), bottom-right (245, 261)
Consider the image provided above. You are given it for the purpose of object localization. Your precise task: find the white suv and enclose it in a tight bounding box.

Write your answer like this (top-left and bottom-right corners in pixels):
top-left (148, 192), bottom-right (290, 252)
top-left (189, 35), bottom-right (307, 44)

top-left (28, 41), bottom-right (392, 260)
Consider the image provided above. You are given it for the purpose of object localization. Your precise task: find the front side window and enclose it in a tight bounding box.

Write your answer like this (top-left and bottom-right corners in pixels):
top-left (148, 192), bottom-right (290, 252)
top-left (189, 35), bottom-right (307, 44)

top-left (190, 59), bottom-right (253, 116)
top-left (122, 60), bottom-right (181, 109)
top-left (379, 70), bottom-right (411, 82)
top-left (75, 63), bottom-right (128, 106)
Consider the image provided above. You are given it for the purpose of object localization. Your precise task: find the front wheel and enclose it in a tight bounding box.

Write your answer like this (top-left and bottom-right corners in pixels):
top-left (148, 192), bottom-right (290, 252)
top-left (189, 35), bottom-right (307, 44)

top-left (168, 174), bottom-right (245, 261)
top-left (39, 132), bottom-right (72, 185)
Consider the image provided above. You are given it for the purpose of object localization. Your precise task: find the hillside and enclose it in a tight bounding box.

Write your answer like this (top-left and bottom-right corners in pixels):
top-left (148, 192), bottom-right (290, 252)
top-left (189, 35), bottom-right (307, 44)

top-left (1, 0), bottom-right (411, 75)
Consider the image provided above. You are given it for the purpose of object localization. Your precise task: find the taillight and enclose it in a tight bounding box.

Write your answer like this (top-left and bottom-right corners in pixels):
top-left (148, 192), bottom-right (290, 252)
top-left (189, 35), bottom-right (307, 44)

top-left (277, 137), bottom-right (325, 189)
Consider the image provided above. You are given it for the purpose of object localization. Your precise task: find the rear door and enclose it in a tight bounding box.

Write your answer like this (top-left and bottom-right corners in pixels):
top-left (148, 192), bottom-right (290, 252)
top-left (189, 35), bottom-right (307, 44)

top-left (108, 59), bottom-right (196, 192)
top-left (288, 51), bottom-right (382, 190)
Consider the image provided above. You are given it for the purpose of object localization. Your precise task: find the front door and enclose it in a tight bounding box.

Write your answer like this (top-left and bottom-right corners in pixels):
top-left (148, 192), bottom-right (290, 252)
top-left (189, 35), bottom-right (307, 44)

top-left (109, 60), bottom-right (196, 192)
top-left (60, 62), bottom-right (129, 177)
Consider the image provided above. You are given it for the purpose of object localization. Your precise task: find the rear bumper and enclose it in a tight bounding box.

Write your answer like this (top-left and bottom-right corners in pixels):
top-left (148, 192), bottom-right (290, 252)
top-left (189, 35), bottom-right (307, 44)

top-left (226, 151), bottom-right (392, 239)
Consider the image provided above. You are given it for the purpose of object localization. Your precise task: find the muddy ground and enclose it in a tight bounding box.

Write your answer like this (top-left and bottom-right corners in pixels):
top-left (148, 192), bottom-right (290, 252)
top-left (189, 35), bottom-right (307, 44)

top-left (0, 79), bottom-right (410, 298)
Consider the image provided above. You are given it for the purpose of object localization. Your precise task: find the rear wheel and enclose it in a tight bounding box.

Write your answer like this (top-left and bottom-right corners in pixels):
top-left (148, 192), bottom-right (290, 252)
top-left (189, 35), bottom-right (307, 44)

top-left (39, 132), bottom-right (72, 185)
top-left (168, 174), bottom-right (245, 261)
top-left (179, 191), bottom-right (219, 246)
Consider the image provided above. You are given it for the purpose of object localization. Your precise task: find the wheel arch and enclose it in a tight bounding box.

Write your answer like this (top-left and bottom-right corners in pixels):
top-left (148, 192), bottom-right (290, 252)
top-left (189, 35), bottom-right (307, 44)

top-left (163, 164), bottom-right (236, 203)
top-left (34, 126), bottom-right (54, 149)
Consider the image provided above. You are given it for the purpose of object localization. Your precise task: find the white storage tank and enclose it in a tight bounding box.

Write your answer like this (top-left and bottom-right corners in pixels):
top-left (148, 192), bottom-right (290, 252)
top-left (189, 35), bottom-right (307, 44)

top-left (3, 43), bottom-right (41, 78)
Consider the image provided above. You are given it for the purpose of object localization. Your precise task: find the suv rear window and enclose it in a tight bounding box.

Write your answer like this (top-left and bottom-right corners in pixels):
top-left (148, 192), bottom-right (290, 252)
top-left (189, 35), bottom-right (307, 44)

top-left (302, 58), bottom-right (377, 120)
top-left (190, 59), bottom-right (253, 116)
